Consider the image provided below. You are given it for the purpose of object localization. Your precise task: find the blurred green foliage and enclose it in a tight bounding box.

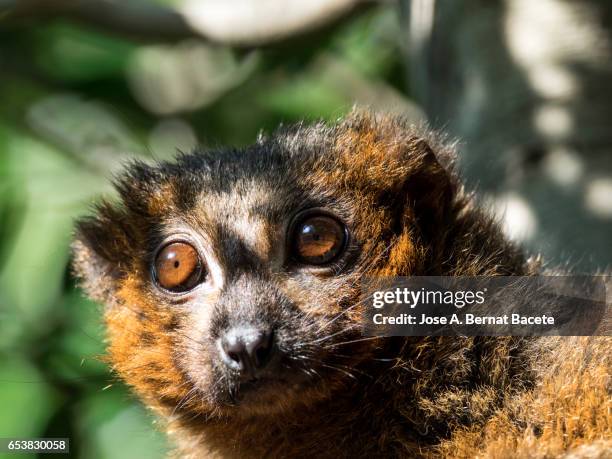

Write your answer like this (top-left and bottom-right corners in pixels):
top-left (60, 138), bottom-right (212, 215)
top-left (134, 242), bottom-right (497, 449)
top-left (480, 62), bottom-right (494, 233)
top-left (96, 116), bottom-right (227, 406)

top-left (0, 5), bottom-right (409, 458)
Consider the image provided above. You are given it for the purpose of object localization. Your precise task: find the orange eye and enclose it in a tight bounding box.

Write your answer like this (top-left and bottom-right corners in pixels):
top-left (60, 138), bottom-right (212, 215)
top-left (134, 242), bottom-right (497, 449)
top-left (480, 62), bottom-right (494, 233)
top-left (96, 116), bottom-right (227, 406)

top-left (154, 242), bottom-right (205, 292)
top-left (292, 214), bottom-right (347, 265)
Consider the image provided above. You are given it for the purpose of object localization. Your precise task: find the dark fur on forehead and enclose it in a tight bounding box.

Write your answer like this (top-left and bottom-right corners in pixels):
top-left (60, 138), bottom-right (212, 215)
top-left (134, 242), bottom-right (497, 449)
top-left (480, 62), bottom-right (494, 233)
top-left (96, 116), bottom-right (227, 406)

top-left (95, 109), bottom-right (455, 220)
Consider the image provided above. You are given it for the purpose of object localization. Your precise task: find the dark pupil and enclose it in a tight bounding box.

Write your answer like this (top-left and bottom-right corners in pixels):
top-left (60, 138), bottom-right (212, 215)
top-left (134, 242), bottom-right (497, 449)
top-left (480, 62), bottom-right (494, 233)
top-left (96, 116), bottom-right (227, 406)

top-left (296, 216), bottom-right (344, 264)
top-left (155, 242), bottom-right (202, 291)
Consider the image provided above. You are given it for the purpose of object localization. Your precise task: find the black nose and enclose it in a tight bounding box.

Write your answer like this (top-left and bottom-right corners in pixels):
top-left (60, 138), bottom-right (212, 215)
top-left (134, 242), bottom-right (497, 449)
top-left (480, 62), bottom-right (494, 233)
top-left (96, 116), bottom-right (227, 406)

top-left (219, 327), bottom-right (274, 378)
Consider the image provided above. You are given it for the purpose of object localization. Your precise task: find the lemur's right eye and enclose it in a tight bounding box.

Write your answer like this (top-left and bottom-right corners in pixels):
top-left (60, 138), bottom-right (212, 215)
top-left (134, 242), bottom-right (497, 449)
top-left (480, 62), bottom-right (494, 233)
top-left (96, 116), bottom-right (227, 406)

top-left (154, 242), bottom-right (205, 292)
top-left (291, 213), bottom-right (347, 266)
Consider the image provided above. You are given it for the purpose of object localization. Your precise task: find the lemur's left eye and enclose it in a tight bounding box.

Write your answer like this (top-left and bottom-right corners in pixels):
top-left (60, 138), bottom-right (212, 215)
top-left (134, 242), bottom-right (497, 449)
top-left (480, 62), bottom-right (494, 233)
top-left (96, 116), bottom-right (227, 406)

top-left (153, 242), bottom-right (205, 292)
top-left (292, 214), bottom-right (347, 265)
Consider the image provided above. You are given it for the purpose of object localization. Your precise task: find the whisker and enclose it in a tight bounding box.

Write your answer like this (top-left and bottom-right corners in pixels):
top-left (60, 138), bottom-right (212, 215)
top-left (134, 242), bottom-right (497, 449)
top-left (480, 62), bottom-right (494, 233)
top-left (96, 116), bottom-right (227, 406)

top-left (301, 323), bottom-right (361, 346)
top-left (298, 355), bottom-right (372, 379)
top-left (171, 386), bottom-right (198, 418)
top-left (313, 303), bottom-right (361, 335)
top-left (324, 336), bottom-right (383, 348)
top-left (316, 363), bottom-right (358, 380)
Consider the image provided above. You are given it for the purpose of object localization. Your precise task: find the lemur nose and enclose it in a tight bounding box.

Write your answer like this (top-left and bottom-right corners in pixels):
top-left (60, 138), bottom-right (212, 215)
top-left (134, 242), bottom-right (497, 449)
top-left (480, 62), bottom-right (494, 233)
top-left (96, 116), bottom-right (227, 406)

top-left (219, 327), bottom-right (274, 377)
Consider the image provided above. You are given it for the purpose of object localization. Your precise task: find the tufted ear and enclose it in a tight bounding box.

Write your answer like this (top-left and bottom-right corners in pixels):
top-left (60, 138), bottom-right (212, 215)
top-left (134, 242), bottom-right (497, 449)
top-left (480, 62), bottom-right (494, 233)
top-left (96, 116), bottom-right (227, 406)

top-left (71, 201), bottom-right (138, 307)
top-left (399, 136), bottom-right (456, 241)
top-left (334, 110), bottom-right (457, 238)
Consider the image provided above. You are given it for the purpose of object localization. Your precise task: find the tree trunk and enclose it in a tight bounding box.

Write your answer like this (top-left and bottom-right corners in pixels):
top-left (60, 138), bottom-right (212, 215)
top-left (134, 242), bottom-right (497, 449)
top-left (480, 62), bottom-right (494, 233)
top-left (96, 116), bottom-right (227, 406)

top-left (402, 0), bottom-right (612, 270)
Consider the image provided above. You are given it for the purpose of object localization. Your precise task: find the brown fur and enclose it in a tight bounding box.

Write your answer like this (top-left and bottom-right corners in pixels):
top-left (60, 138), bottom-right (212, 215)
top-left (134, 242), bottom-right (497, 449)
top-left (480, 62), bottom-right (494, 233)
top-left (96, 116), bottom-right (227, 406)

top-left (72, 110), bottom-right (610, 458)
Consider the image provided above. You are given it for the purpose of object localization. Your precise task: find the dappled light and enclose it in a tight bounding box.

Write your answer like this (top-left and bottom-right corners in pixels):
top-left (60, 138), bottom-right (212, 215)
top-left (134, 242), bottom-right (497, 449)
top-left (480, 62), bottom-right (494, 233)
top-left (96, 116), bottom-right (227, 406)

top-left (0, 0), bottom-right (610, 457)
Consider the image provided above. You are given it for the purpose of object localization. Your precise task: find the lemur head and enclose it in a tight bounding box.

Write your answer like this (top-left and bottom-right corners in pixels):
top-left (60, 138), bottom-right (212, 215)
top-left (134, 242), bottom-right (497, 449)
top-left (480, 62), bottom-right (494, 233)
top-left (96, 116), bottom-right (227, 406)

top-left (73, 111), bottom-right (458, 419)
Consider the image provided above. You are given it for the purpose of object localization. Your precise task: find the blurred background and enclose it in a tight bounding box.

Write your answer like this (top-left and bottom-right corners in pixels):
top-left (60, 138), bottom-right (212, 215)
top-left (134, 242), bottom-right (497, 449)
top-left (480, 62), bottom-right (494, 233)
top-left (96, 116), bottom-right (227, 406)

top-left (0, 0), bottom-right (610, 458)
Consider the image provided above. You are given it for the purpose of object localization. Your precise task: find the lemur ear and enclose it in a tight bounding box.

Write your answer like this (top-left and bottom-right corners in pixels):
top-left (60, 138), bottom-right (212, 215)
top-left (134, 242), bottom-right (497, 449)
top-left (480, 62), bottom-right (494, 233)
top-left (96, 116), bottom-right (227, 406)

top-left (72, 202), bottom-right (137, 307)
top-left (400, 137), bottom-right (456, 238)
top-left (335, 110), bottom-right (456, 234)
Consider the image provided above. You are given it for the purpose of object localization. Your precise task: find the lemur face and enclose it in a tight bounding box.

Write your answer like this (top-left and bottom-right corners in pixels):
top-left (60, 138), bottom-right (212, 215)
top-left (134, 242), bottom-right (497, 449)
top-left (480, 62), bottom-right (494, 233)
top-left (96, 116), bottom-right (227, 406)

top-left (73, 112), bottom-right (454, 418)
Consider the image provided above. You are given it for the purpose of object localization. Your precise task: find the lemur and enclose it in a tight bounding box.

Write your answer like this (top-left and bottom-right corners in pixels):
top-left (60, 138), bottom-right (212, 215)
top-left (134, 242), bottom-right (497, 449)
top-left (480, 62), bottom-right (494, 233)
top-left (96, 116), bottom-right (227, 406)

top-left (73, 110), bottom-right (611, 458)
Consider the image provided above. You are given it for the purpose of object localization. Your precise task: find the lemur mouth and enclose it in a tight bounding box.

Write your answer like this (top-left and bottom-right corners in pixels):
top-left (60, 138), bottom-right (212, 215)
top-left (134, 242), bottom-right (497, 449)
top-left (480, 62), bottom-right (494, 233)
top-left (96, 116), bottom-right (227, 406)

top-left (237, 376), bottom-right (286, 393)
top-left (221, 365), bottom-right (314, 408)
